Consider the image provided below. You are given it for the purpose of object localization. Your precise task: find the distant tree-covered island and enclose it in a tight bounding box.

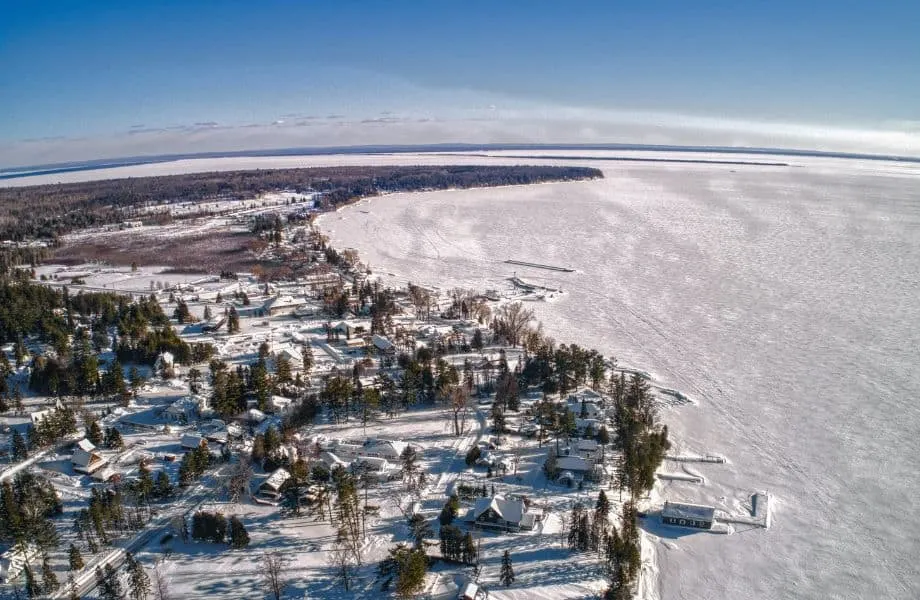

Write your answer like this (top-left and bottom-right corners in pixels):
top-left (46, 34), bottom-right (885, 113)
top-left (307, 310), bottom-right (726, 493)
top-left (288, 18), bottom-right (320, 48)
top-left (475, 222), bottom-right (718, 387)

top-left (0, 165), bottom-right (603, 242)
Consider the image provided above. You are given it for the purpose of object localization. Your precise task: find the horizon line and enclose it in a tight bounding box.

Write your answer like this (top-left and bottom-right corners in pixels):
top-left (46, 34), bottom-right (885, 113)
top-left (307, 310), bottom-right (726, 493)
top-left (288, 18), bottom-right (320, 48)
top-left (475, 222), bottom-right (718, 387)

top-left (3, 142), bottom-right (920, 179)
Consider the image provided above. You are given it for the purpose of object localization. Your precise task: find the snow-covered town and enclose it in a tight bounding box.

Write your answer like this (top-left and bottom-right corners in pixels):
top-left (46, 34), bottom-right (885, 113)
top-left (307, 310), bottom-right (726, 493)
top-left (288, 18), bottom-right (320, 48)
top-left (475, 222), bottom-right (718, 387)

top-left (0, 169), bottom-right (771, 600)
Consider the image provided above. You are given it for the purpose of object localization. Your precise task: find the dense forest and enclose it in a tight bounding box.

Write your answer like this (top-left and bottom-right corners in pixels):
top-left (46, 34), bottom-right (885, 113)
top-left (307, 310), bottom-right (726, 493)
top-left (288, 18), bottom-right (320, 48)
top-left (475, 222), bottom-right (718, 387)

top-left (0, 165), bottom-right (602, 240)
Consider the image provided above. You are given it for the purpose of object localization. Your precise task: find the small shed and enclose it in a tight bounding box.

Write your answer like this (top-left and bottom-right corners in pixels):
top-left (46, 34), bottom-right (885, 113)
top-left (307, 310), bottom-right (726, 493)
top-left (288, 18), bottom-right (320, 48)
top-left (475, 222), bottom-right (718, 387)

top-left (661, 501), bottom-right (715, 530)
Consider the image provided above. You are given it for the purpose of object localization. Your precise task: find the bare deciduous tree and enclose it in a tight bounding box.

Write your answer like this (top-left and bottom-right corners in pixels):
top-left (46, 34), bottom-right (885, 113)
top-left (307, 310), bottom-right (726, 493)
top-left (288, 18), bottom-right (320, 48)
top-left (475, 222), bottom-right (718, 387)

top-left (224, 456), bottom-right (253, 503)
top-left (328, 540), bottom-right (356, 591)
top-left (496, 302), bottom-right (535, 347)
top-left (449, 386), bottom-right (470, 436)
top-left (407, 284), bottom-right (431, 321)
top-left (152, 560), bottom-right (170, 600)
top-left (260, 551), bottom-right (287, 600)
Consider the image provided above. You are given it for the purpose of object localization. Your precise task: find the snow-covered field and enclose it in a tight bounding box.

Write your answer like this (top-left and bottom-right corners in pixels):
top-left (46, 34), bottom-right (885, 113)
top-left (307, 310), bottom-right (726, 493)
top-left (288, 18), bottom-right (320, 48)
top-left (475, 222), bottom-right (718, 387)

top-left (309, 154), bottom-right (920, 599)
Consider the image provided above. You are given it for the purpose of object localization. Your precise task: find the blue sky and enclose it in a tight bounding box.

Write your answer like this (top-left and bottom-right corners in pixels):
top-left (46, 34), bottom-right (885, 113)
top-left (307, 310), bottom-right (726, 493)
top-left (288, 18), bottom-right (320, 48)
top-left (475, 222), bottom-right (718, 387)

top-left (2, 0), bottom-right (919, 166)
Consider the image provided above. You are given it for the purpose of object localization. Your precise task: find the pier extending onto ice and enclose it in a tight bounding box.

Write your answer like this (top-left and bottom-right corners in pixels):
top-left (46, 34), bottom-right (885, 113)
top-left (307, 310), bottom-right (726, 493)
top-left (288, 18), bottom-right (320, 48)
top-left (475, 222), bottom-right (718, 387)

top-left (504, 259), bottom-right (574, 272)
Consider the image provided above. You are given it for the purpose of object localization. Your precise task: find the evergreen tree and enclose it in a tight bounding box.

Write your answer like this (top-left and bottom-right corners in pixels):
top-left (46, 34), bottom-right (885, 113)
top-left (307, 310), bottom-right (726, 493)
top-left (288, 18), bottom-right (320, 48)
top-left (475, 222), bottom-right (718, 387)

top-left (394, 547), bottom-right (427, 598)
top-left (105, 427), bottom-right (125, 450)
top-left (461, 532), bottom-right (478, 565)
top-left (228, 515), bottom-right (250, 549)
top-left (11, 429), bottom-right (28, 461)
top-left (41, 554), bottom-right (59, 593)
top-left (301, 344), bottom-right (313, 373)
top-left (126, 552), bottom-right (151, 600)
top-left (227, 307), bottom-right (240, 334)
top-left (68, 543), bottom-right (84, 571)
top-left (275, 355), bottom-right (292, 384)
top-left (399, 445), bottom-right (420, 490)
top-left (154, 471), bottom-right (173, 499)
top-left (500, 550), bottom-right (515, 586)
top-left (86, 420), bottom-right (103, 446)
top-left (407, 513), bottom-right (432, 548)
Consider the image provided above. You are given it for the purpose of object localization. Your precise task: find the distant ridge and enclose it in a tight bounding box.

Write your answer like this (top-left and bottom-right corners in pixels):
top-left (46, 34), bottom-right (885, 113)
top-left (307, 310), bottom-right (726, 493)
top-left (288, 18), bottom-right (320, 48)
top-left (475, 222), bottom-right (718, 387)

top-left (3, 142), bottom-right (919, 180)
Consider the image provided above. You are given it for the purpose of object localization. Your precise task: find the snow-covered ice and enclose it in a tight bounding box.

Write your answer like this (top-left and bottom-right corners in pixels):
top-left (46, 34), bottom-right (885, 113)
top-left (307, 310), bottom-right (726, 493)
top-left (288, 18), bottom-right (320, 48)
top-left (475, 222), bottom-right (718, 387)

top-left (314, 153), bottom-right (920, 599)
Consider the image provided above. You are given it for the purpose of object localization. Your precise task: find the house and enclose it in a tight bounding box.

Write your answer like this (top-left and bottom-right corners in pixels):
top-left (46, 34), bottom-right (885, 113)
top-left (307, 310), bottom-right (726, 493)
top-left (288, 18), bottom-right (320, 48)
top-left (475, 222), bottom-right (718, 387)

top-left (271, 346), bottom-right (303, 371)
top-left (661, 501), bottom-right (715, 530)
top-left (258, 468), bottom-right (291, 501)
top-left (319, 451), bottom-right (350, 471)
top-left (555, 455), bottom-right (591, 474)
top-left (468, 495), bottom-right (535, 531)
top-left (269, 395), bottom-right (293, 414)
top-left (331, 442), bottom-right (363, 458)
top-left (342, 337), bottom-right (366, 350)
top-left (201, 316), bottom-right (227, 333)
top-left (460, 582), bottom-right (489, 600)
top-left (255, 416), bottom-right (283, 437)
top-left (153, 352), bottom-right (174, 373)
top-left (562, 438), bottom-right (601, 460)
top-left (371, 335), bottom-right (396, 355)
top-left (294, 304), bottom-right (317, 318)
top-left (567, 388), bottom-right (606, 407)
top-left (30, 399), bottom-right (64, 426)
top-left (0, 543), bottom-right (39, 584)
top-left (90, 466), bottom-right (118, 482)
top-left (261, 295), bottom-right (307, 317)
top-left (164, 396), bottom-right (200, 424)
top-left (352, 456), bottom-right (398, 481)
top-left (566, 398), bottom-right (603, 420)
top-left (332, 321), bottom-right (370, 340)
top-left (247, 408), bottom-right (267, 423)
top-left (361, 439), bottom-right (408, 460)
top-left (574, 418), bottom-right (602, 437)
top-left (72, 439), bottom-right (108, 474)
top-left (180, 434), bottom-right (207, 451)
top-left (198, 419), bottom-right (229, 444)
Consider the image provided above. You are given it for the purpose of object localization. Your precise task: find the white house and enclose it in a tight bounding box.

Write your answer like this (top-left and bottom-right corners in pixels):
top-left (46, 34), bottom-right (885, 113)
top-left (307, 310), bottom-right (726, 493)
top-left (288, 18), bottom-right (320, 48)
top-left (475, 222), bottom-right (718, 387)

top-left (269, 395), bottom-right (293, 414)
top-left (361, 439), bottom-right (408, 460)
top-left (72, 439), bottom-right (108, 474)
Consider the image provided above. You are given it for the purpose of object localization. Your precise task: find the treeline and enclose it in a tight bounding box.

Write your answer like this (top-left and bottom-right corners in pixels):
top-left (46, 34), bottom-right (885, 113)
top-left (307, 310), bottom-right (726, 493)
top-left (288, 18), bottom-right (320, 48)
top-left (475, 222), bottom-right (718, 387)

top-left (0, 473), bottom-right (62, 550)
top-left (0, 165), bottom-right (602, 241)
top-left (0, 280), bottom-right (215, 400)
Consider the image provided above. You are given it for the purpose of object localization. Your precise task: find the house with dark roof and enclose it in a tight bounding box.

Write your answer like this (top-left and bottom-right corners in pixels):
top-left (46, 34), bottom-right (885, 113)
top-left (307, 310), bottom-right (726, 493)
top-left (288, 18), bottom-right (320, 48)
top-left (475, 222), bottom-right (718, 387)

top-left (467, 495), bottom-right (536, 531)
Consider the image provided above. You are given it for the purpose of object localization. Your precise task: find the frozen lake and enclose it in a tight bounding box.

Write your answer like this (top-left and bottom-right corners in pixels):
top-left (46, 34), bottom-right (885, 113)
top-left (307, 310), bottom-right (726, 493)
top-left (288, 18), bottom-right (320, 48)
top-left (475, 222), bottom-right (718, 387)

top-left (317, 152), bottom-right (920, 599)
